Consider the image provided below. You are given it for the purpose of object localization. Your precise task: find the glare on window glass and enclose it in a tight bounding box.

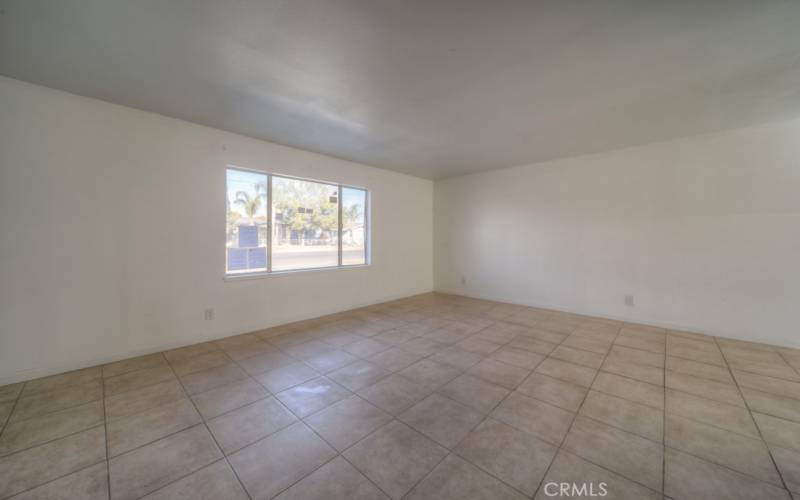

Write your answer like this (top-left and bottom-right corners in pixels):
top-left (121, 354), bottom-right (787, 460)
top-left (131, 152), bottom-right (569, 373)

top-left (226, 169), bottom-right (269, 274)
top-left (342, 187), bottom-right (367, 266)
top-left (271, 176), bottom-right (339, 271)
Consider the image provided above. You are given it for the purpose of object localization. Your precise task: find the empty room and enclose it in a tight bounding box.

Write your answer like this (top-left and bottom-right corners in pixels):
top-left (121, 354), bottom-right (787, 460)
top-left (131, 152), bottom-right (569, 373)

top-left (1, 1), bottom-right (800, 499)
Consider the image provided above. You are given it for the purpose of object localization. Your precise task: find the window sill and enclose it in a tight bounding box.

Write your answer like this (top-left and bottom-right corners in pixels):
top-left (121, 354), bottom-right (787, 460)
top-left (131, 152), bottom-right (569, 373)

top-left (224, 264), bottom-right (371, 281)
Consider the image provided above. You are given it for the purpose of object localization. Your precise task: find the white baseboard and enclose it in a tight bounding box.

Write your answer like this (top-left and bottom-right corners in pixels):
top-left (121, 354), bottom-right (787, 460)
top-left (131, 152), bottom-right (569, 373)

top-left (0, 286), bottom-right (434, 386)
top-left (434, 287), bottom-right (800, 350)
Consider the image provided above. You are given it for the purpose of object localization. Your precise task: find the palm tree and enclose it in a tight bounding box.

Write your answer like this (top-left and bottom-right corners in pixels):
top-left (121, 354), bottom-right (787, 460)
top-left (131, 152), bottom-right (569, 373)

top-left (233, 183), bottom-right (266, 225)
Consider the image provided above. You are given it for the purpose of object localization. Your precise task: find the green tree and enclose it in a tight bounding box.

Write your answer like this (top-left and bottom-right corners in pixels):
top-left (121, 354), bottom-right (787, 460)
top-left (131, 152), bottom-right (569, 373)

top-left (273, 178), bottom-right (338, 246)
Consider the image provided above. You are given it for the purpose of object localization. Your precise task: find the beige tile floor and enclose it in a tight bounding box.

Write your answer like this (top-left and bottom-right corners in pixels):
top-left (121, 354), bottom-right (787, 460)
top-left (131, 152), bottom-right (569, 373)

top-left (1, 293), bottom-right (800, 499)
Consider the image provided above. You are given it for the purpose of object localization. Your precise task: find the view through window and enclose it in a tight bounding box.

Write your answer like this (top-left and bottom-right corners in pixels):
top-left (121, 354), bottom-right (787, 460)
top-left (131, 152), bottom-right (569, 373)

top-left (272, 176), bottom-right (339, 271)
top-left (226, 167), bottom-right (368, 275)
top-left (225, 169), bottom-right (268, 275)
top-left (342, 187), bottom-right (367, 266)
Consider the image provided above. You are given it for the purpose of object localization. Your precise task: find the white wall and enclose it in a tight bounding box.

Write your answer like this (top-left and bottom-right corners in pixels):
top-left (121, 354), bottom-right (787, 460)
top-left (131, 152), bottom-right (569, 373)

top-left (435, 119), bottom-right (800, 348)
top-left (0, 77), bottom-right (433, 384)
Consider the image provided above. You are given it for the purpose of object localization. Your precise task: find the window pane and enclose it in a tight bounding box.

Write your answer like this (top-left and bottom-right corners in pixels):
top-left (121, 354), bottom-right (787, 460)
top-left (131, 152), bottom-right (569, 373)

top-left (342, 187), bottom-right (367, 266)
top-left (226, 169), bottom-right (268, 274)
top-left (272, 176), bottom-right (339, 271)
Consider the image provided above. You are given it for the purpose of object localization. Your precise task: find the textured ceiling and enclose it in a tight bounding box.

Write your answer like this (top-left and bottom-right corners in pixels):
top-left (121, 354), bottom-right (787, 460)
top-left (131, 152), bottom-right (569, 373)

top-left (2, 0), bottom-right (800, 179)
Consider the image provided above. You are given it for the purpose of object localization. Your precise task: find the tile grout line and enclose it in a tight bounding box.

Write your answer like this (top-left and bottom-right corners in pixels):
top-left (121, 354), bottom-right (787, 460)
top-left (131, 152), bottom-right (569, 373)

top-left (3, 459), bottom-right (108, 499)
top-left (726, 363), bottom-right (800, 385)
top-left (227, 329), bottom-right (408, 499)
top-left (304, 310), bottom-right (519, 500)
top-left (401, 312), bottom-right (595, 499)
top-left (776, 349), bottom-right (800, 380)
top-left (3, 380), bottom-right (104, 425)
top-left (545, 325), bottom-right (732, 493)
top-left (662, 326), bottom-right (668, 499)
top-left (605, 330), bottom-right (796, 494)
top-left (397, 311), bottom-right (537, 499)
top-left (590, 348), bottom-right (776, 425)
top-left (0, 300), bottom-right (476, 495)
top-left (268, 306), bottom-right (509, 500)
top-left (662, 362), bottom-right (735, 385)
top-left (530, 320), bottom-right (626, 498)
top-left (131, 458), bottom-right (234, 500)
top-left (661, 443), bottom-right (794, 492)
top-left (661, 401), bottom-right (775, 442)
top-left (106, 423), bottom-right (201, 463)
top-left (1, 313), bottom-right (579, 429)
top-left (0, 384), bottom-right (114, 500)
top-left (336, 425), bottom-right (402, 500)
top-left (5, 294), bottom-right (798, 499)
top-left (6, 393), bottom-right (434, 500)
top-left (101, 374), bottom-right (111, 500)
top-left (104, 372), bottom-right (227, 427)
top-left (26, 307), bottom-right (452, 497)
top-left (0, 424), bottom-right (106, 461)
top-left (476, 314), bottom-right (635, 491)
top-left (390, 300), bottom-right (800, 496)
top-left (237, 351), bottom-right (395, 500)
top-left (161, 354), bottom-right (254, 500)
top-left (97, 352), bottom-right (167, 380)
top-left (713, 336), bottom-right (792, 495)
top-left (3, 394), bottom-right (743, 495)
top-left (87, 394), bottom-right (774, 500)
top-left (400, 372), bottom-right (535, 495)
top-left (397, 449), bottom-right (452, 500)
top-left (577, 326), bottom-right (675, 495)
top-left (0, 381), bottom-right (26, 439)
top-left (448, 339), bottom-right (562, 497)
top-left (192, 389), bottom-right (272, 424)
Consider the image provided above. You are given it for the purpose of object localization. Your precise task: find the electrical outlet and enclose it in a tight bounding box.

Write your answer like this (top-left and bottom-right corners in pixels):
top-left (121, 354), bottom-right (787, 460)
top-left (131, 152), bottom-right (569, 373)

top-left (624, 295), bottom-right (635, 307)
top-left (204, 308), bottom-right (214, 320)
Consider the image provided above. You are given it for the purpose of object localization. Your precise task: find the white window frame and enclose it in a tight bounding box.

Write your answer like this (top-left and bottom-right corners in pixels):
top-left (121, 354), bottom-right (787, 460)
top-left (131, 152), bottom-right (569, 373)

top-left (224, 166), bottom-right (370, 278)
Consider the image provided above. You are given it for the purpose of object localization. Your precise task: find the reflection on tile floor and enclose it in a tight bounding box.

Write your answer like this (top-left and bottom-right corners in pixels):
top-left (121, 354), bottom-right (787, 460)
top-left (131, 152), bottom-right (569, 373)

top-left (1, 292), bottom-right (799, 499)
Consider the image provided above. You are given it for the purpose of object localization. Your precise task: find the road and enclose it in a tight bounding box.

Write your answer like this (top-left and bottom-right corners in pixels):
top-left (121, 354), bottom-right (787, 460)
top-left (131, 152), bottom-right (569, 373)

top-left (272, 248), bottom-right (365, 270)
